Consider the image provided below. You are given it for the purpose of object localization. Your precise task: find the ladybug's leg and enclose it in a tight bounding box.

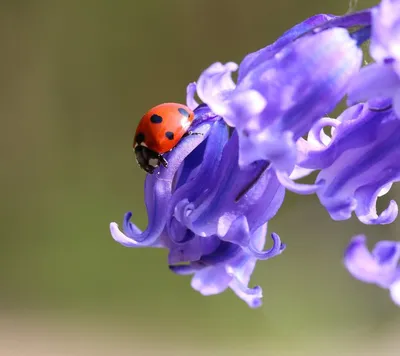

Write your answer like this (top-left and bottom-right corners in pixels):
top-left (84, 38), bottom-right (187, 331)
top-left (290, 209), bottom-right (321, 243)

top-left (158, 154), bottom-right (168, 168)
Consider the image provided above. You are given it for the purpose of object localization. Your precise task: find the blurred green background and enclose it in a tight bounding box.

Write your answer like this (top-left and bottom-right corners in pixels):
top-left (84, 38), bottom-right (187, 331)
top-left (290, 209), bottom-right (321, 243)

top-left (2, 0), bottom-right (399, 355)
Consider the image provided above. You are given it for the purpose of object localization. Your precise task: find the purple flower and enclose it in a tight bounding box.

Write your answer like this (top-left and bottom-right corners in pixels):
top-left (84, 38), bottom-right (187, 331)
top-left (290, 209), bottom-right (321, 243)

top-left (295, 99), bottom-right (400, 224)
top-left (348, 0), bottom-right (400, 116)
top-left (110, 12), bottom-right (373, 307)
top-left (110, 105), bottom-right (285, 307)
top-left (190, 25), bottom-right (363, 183)
top-left (169, 223), bottom-right (284, 308)
top-left (344, 235), bottom-right (400, 306)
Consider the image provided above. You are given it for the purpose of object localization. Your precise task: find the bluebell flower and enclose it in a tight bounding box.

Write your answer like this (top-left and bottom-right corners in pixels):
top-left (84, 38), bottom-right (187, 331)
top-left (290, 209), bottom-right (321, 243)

top-left (348, 0), bottom-right (400, 116)
top-left (294, 99), bottom-right (400, 224)
top-left (344, 235), bottom-right (400, 306)
top-left (111, 106), bottom-right (285, 307)
top-left (110, 11), bottom-right (375, 307)
top-left (191, 23), bottom-right (363, 186)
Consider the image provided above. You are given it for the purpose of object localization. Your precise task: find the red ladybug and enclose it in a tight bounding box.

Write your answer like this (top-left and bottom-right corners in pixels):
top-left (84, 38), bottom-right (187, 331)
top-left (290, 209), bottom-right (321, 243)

top-left (134, 103), bottom-right (195, 173)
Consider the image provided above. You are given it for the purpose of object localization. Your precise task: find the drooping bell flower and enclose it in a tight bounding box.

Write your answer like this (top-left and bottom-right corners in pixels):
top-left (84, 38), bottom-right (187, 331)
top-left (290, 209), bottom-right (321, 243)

top-left (191, 24), bottom-right (364, 183)
top-left (295, 99), bottom-right (400, 225)
top-left (111, 106), bottom-right (285, 307)
top-left (110, 11), bottom-right (373, 307)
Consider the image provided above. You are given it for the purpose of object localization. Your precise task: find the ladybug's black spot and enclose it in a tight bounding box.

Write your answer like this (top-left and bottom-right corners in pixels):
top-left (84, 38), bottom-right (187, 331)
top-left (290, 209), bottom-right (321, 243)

top-left (150, 114), bottom-right (163, 124)
top-left (136, 132), bottom-right (145, 144)
top-left (165, 131), bottom-right (174, 140)
top-left (178, 108), bottom-right (190, 118)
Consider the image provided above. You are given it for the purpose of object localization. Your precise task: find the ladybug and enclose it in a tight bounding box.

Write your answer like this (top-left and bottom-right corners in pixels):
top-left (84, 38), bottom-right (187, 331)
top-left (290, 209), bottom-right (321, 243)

top-left (134, 103), bottom-right (195, 174)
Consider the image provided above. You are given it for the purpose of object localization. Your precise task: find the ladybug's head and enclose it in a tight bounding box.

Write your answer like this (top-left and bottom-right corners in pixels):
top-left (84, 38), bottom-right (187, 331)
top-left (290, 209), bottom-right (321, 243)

top-left (134, 145), bottom-right (168, 174)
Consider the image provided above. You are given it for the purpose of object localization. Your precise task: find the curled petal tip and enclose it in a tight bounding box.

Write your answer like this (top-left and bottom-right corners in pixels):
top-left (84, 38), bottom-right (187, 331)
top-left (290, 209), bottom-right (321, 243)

top-left (357, 199), bottom-right (399, 225)
top-left (195, 61), bottom-right (238, 117)
top-left (308, 117), bottom-right (340, 147)
top-left (276, 171), bottom-right (322, 194)
top-left (122, 212), bottom-right (147, 242)
top-left (174, 199), bottom-right (196, 230)
top-left (124, 211), bottom-right (132, 220)
top-left (247, 232), bottom-right (284, 260)
top-left (110, 222), bottom-right (142, 248)
top-left (229, 278), bottom-right (263, 308)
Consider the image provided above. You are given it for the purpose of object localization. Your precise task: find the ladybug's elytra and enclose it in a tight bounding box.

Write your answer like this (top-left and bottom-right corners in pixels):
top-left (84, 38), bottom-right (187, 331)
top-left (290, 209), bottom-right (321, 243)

top-left (134, 103), bottom-right (195, 174)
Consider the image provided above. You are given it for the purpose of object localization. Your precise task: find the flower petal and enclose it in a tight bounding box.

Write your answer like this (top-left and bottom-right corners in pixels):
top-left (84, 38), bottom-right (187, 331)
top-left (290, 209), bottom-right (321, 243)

top-left (191, 265), bottom-right (232, 296)
top-left (298, 100), bottom-right (400, 224)
top-left (344, 235), bottom-right (400, 288)
top-left (166, 232), bottom-right (221, 265)
top-left (276, 170), bottom-right (321, 194)
top-left (354, 175), bottom-right (399, 225)
top-left (373, 240), bottom-right (400, 265)
top-left (347, 63), bottom-right (400, 105)
top-left (220, 216), bottom-right (285, 260)
top-left (186, 82), bottom-right (199, 110)
top-left (389, 279), bottom-right (400, 306)
top-left (219, 28), bottom-right (362, 172)
top-left (370, 0), bottom-right (400, 63)
top-left (237, 128), bottom-right (296, 173)
top-left (228, 277), bottom-right (263, 308)
top-left (195, 62), bottom-right (238, 117)
top-left (316, 9), bottom-right (371, 30)
top-left (166, 119), bottom-right (229, 239)
top-left (248, 232), bottom-right (286, 261)
top-left (175, 132), bottom-right (285, 238)
top-left (235, 28), bottom-right (362, 135)
top-left (238, 14), bottom-right (336, 80)
top-left (110, 221), bottom-right (162, 248)
top-left (115, 117), bottom-right (215, 247)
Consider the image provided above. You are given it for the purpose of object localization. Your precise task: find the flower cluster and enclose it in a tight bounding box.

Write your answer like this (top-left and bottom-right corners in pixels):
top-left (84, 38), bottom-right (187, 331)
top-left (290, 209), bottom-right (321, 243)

top-left (111, 0), bottom-right (400, 307)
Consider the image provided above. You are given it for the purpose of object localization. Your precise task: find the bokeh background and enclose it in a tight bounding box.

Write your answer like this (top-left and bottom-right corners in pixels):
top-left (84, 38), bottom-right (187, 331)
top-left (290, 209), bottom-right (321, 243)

top-left (2, 0), bottom-right (399, 355)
